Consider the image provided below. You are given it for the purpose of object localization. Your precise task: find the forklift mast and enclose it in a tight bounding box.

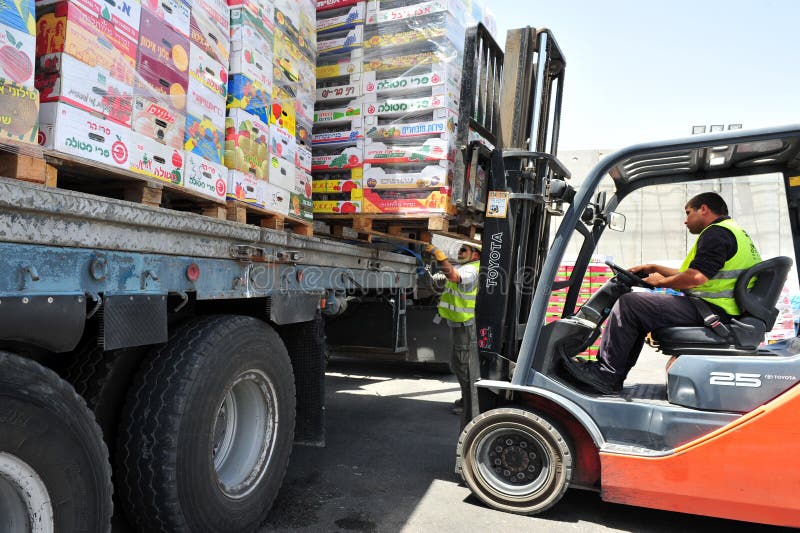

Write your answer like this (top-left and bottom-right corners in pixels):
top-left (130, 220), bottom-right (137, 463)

top-left (474, 28), bottom-right (572, 377)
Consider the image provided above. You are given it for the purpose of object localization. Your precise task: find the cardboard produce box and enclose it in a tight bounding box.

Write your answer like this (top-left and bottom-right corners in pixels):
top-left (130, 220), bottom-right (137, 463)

top-left (360, 187), bottom-right (453, 214)
top-left (189, 0), bottom-right (230, 65)
top-left (228, 168), bottom-right (262, 206)
top-left (131, 96), bottom-right (186, 149)
top-left (184, 113), bottom-right (223, 164)
top-left (39, 102), bottom-right (130, 168)
top-left (362, 162), bottom-right (449, 189)
top-left (137, 9), bottom-right (190, 103)
top-left (37, 2), bottom-right (138, 84)
top-left (267, 152), bottom-right (296, 191)
top-left (1, 0), bottom-right (35, 36)
top-left (313, 199), bottom-right (361, 214)
top-left (140, 0), bottom-right (190, 37)
top-left (36, 53), bottom-right (133, 127)
top-left (184, 151), bottom-right (227, 202)
top-left (363, 138), bottom-right (453, 164)
top-left (35, 0), bottom-right (140, 41)
top-left (129, 132), bottom-right (185, 185)
top-left (0, 81), bottom-right (38, 144)
top-left (0, 20), bottom-right (35, 86)
top-left (224, 108), bottom-right (269, 178)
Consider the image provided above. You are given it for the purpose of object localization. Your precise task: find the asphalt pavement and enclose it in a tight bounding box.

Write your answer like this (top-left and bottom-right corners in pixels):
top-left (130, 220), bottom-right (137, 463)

top-left (261, 347), bottom-right (785, 533)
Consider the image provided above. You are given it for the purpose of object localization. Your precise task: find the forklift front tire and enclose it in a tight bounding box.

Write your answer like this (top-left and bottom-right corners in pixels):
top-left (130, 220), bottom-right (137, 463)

top-left (457, 407), bottom-right (573, 515)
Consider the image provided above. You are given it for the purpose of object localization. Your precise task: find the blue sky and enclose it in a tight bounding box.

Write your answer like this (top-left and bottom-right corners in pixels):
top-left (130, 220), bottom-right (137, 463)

top-left (487, 0), bottom-right (799, 150)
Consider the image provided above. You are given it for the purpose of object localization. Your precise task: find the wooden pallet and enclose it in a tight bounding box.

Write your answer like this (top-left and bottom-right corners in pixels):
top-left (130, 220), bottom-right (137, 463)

top-left (314, 213), bottom-right (481, 244)
top-left (226, 202), bottom-right (314, 236)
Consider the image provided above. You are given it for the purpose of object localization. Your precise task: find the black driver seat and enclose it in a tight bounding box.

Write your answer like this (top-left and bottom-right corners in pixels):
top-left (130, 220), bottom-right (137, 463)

top-left (648, 256), bottom-right (793, 356)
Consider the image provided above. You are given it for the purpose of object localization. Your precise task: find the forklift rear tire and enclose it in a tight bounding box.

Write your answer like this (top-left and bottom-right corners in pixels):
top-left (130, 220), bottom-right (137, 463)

top-left (457, 407), bottom-right (572, 515)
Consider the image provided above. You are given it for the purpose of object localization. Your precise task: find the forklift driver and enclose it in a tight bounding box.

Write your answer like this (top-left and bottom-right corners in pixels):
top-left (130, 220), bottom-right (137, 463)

top-left (427, 241), bottom-right (482, 424)
top-left (564, 192), bottom-right (762, 394)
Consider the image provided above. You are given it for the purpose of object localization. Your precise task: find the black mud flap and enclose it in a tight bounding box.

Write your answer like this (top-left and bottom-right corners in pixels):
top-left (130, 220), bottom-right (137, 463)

top-left (0, 293), bottom-right (85, 352)
top-left (103, 294), bottom-right (168, 350)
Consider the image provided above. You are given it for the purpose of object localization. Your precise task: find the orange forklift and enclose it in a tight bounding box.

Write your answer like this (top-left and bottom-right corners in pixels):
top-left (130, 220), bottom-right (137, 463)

top-left (454, 27), bottom-right (800, 528)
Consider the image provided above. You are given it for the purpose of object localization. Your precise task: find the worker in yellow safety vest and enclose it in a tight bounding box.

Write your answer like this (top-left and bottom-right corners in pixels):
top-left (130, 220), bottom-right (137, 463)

top-left (426, 240), bottom-right (482, 425)
top-left (564, 192), bottom-right (761, 394)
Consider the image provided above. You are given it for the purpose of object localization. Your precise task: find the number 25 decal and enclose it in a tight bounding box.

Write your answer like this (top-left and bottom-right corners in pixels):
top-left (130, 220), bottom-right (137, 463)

top-left (709, 372), bottom-right (762, 387)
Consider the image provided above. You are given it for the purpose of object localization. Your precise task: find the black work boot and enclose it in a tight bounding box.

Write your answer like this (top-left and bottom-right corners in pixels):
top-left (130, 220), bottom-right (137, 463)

top-left (562, 359), bottom-right (624, 394)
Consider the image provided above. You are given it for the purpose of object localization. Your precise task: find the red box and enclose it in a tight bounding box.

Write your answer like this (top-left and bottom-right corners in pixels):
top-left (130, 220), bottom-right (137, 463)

top-left (138, 10), bottom-right (190, 90)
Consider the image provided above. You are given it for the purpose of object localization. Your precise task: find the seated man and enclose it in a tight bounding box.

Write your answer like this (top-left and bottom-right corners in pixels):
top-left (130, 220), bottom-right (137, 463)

top-left (565, 192), bottom-right (761, 394)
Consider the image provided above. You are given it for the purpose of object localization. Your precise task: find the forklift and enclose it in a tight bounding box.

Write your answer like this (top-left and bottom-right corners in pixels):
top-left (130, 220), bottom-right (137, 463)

top-left (455, 27), bottom-right (800, 528)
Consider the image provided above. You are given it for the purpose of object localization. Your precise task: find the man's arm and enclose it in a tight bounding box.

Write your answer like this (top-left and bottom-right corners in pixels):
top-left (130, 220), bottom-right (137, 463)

top-left (642, 268), bottom-right (708, 289)
top-left (629, 263), bottom-right (680, 277)
top-left (426, 245), bottom-right (461, 283)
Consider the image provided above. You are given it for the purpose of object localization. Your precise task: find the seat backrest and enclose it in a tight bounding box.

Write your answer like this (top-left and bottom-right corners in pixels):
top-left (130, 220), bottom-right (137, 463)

top-left (734, 256), bottom-right (793, 329)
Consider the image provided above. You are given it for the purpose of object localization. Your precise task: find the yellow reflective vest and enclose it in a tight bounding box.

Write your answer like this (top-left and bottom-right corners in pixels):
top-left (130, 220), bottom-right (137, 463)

top-left (437, 261), bottom-right (480, 323)
top-left (680, 218), bottom-right (761, 315)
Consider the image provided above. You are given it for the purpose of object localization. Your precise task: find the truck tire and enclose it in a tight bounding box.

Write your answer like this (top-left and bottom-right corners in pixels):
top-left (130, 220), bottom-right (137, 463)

top-left (457, 407), bottom-right (572, 515)
top-left (61, 342), bottom-right (147, 457)
top-left (116, 315), bottom-right (296, 533)
top-left (0, 351), bottom-right (112, 532)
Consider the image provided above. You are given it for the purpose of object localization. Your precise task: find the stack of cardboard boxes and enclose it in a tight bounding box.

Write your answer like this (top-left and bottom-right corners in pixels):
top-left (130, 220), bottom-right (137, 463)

top-left (312, 0), bottom-right (494, 216)
top-left (225, 0), bottom-right (315, 222)
top-left (0, 0), bottom-right (39, 145)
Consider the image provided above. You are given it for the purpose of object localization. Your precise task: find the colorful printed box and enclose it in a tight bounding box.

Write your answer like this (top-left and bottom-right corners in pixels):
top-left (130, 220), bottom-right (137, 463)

top-left (189, 0), bottom-right (230, 65)
top-left (313, 199), bottom-right (361, 214)
top-left (364, 111), bottom-right (456, 140)
top-left (317, 26), bottom-right (362, 56)
top-left (229, 4), bottom-right (273, 46)
top-left (363, 138), bottom-right (453, 164)
top-left (362, 64), bottom-right (461, 97)
top-left (312, 121), bottom-right (364, 147)
top-left (2, 0), bottom-right (36, 35)
top-left (317, 0), bottom-right (363, 11)
top-left (131, 96), bottom-right (186, 149)
top-left (137, 9), bottom-right (190, 94)
top-left (267, 152), bottom-right (296, 191)
top-left (35, 0), bottom-right (140, 41)
top-left (314, 101), bottom-right (361, 125)
top-left (312, 176), bottom-right (360, 194)
top-left (296, 145), bottom-right (312, 172)
top-left (269, 85), bottom-right (297, 135)
top-left (360, 187), bottom-right (453, 214)
top-left (312, 144), bottom-right (363, 171)
top-left (317, 2), bottom-right (365, 34)
top-left (184, 151), bottom-right (227, 202)
top-left (0, 21), bottom-right (35, 86)
top-left (186, 75), bottom-right (226, 130)
top-left (140, 0), bottom-right (190, 37)
top-left (316, 52), bottom-right (363, 80)
top-left (184, 112), bottom-right (223, 163)
top-left (288, 193), bottom-right (313, 221)
top-left (362, 162), bottom-right (449, 189)
top-left (189, 45), bottom-right (227, 101)
top-left (37, 2), bottom-right (137, 84)
top-left (316, 74), bottom-right (364, 103)
top-left (129, 132), bottom-right (185, 185)
top-left (228, 168), bottom-right (262, 206)
top-left (36, 53), bottom-right (133, 127)
top-left (362, 89), bottom-right (458, 117)
top-left (39, 102), bottom-right (130, 169)
top-left (224, 108), bottom-right (269, 178)
top-left (227, 44), bottom-right (273, 122)
top-left (269, 123), bottom-right (296, 164)
top-left (0, 81), bottom-right (38, 144)
top-left (274, 2), bottom-right (314, 61)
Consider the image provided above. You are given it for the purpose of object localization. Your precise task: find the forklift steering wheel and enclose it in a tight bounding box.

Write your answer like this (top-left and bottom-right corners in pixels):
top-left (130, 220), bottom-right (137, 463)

top-left (605, 261), bottom-right (654, 289)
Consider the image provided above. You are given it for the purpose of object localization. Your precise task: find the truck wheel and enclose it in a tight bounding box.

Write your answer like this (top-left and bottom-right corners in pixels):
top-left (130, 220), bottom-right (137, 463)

top-left (457, 407), bottom-right (572, 515)
top-left (0, 351), bottom-right (112, 532)
top-left (62, 343), bottom-right (147, 456)
top-left (116, 316), bottom-right (296, 533)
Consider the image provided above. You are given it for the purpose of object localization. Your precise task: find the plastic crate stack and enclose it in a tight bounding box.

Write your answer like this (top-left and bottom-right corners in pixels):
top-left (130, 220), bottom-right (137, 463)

top-left (312, 0), bottom-right (494, 216)
top-left (226, 0), bottom-right (316, 222)
top-left (0, 0), bottom-right (38, 146)
top-left (547, 259), bottom-right (614, 361)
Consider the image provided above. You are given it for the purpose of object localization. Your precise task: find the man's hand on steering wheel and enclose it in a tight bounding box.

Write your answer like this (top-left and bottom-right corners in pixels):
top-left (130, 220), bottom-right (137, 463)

top-left (605, 261), bottom-right (654, 289)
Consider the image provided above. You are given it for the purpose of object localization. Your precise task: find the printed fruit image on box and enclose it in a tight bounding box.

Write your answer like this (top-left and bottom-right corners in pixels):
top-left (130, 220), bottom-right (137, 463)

top-left (186, 76), bottom-right (225, 131)
top-left (229, 3), bottom-right (274, 45)
top-left (38, 102), bottom-right (130, 169)
top-left (224, 108), bottom-right (269, 177)
top-left (129, 132), bottom-right (184, 185)
top-left (288, 193), bottom-right (313, 221)
top-left (0, 22), bottom-right (35, 86)
top-left (227, 73), bottom-right (271, 123)
top-left (36, 53), bottom-right (133, 127)
top-left (229, 6), bottom-right (272, 56)
top-left (361, 187), bottom-right (452, 214)
top-left (269, 123), bottom-right (296, 164)
top-left (269, 85), bottom-right (296, 135)
top-left (312, 145), bottom-right (362, 170)
top-left (262, 181), bottom-right (290, 215)
top-left (362, 163), bottom-right (449, 190)
top-left (296, 146), bottom-right (311, 172)
top-left (294, 168), bottom-right (312, 199)
top-left (189, 45), bottom-right (227, 100)
top-left (363, 138), bottom-right (453, 164)
top-left (313, 199), bottom-right (360, 214)
top-left (0, 81), bottom-right (37, 143)
top-left (184, 113), bottom-right (223, 164)
top-left (268, 153), bottom-right (295, 191)
top-left (364, 112), bottom-right (456, 140)
top-left (184, 151), bottom-right (227, 202)
top-left (37, 2), bottom-right (138, 84)
top-left (189, 0), bottom-right (230, 65)
top-left (312, 178), bottom-right (360, 194)
top-left (228, 168), bottom-right (262, 206)
top-left (131, 96), bottom-right (186, 149)
top-left (36, 0), bottom-right (141, 41)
